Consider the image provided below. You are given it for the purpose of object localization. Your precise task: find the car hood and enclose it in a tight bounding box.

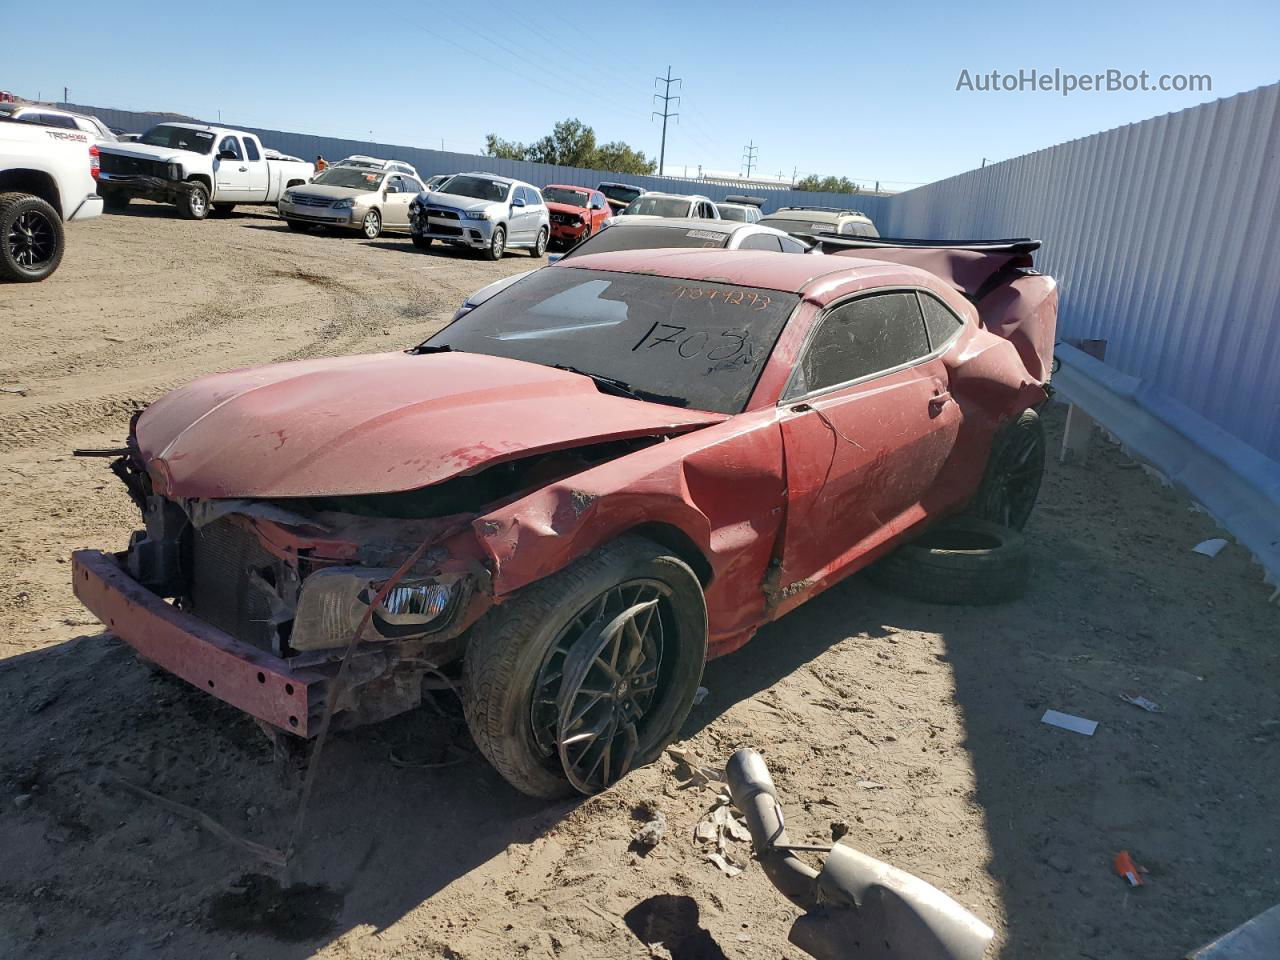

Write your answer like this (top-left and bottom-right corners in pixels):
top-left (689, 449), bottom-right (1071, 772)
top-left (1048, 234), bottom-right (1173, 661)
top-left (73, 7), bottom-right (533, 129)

top-left (98, 141), bottom-right (202, 163)
top-left (135, 351), bottom-right (726, 499)
top-left (425, 191), bottom-right (502, 212)
top-left (546, 201), bottom-right (588, 216)
top-left (288, 183), bottom-right (373, 200)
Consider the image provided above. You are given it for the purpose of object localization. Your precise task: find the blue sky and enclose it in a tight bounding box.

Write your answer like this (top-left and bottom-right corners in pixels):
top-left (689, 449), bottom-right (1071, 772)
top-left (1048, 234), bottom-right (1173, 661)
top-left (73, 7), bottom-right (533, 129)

top-left (5, 0), bottom-right (1277, 187)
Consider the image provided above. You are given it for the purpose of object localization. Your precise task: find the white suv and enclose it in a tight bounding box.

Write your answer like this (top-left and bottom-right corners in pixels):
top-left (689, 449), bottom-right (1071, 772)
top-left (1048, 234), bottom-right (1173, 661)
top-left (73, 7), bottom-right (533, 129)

top-left (1, 105), bottom-right (121, 144)
top-left (409, 172), bottom-right (549, 260)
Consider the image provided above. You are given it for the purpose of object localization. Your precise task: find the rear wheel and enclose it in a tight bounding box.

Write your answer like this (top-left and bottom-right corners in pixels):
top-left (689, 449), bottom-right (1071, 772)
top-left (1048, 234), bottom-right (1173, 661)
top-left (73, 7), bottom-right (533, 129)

top-left (530, 227), bottom-right (548, 258)
top-left (968, 409), bottom-right (1045, 530)
top-left (178, 182), bottom-right (209, 220)
top-left (462, 536), bottom-right (707, 798)
top-left (411, 233), bottom-right (433, 249)
top-left (0, 193), bottom-right (64, 282)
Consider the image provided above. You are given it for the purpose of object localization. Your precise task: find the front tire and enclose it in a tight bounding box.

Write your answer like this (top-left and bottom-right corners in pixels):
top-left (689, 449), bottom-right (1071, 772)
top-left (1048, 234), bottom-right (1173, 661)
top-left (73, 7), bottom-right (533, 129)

top-left (285, 219), bottom-right (310, 232)
top-left (462, 536), bottom-right (707, 798)
top-left (530, 227), bottom-right (548, 258)
top-left (411, 233), bottom-right (433, 249)
top-left (483, 224), bottom-right (506, 261)
top-left (361, 209), bottom-right (382, 239)
top-left (178, 182), bottom-right (210, 220)
top-left (0, 193), bottom-right (65, 283)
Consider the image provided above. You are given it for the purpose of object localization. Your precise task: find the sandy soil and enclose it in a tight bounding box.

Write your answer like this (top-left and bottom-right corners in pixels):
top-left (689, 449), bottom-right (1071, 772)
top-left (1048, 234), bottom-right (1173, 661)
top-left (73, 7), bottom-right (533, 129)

top-left (1, 205), bottom-right (1277, 960)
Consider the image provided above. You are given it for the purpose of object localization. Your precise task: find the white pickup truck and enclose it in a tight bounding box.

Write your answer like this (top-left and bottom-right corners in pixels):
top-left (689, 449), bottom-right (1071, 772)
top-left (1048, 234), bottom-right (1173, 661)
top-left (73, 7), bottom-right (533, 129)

top-left (97, 122), bottom-right (314, 220)
top-left (0, 118), bottom-right (103, 281)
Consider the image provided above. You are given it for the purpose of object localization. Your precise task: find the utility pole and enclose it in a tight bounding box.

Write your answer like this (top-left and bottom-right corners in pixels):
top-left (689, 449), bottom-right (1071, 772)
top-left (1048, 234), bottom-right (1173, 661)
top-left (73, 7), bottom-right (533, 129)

top-left (63, 86), bottom-right (68, 106)
top-left (652, 66), bottom-right (681, 177)
top-left (981, 157), bottom-right (988, 168)
top-left (741, 140), bottom-right (758, 178)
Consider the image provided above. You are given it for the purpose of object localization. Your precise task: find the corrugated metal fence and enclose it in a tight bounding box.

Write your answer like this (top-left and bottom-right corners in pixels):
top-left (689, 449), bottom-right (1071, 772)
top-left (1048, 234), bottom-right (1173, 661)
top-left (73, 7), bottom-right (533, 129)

top-left (67, 89), bottom-right (1280, 461)
top-left (881, 83), bottom-right (1280, 461)
top-left (69, 102), bottom-right (891, 220)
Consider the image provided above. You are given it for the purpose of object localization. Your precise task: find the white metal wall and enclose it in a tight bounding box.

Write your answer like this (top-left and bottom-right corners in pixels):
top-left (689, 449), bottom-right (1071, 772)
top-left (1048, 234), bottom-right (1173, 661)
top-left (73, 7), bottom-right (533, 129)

top-left (881, 83), bottom-right (1280, 460)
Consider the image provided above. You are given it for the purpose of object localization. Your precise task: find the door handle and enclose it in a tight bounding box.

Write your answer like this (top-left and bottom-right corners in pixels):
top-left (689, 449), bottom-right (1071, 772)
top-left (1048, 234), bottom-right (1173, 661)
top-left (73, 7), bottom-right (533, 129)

top-left (928, 391), bottom-right (953, 412)
top-left (238, 166), bottom-right (248, 172)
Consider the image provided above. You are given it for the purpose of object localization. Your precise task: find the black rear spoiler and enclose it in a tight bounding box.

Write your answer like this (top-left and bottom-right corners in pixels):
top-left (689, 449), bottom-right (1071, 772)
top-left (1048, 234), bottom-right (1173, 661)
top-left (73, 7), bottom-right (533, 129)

top-left (801, 232), bottom-right (1041, 255)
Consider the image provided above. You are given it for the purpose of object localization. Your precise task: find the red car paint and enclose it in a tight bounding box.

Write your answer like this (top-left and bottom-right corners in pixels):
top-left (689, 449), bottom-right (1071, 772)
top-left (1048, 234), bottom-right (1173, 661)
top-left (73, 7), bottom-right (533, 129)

top-left (74, 246), bottom-right (1056, 735)
top-left (543, 184), bottom-right (611, 246)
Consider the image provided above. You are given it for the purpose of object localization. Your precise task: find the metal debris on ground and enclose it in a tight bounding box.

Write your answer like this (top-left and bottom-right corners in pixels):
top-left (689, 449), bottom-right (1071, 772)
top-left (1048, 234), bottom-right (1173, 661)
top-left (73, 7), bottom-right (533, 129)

top-left (665, 746), bottom-right (725, 791)
top-left (857, 779), bottom-right (887, 789)
top-left (693, 788), bottom-right (751, 878)
top-left (1041, 709), bottom-right (1099, 736)
top-left (1113, 850), bottom-right (1146, 887)
top-left (1192, 538), bottom-right (1229, 558)
top-left (0, 385), bottom-right (29, 396)
top-left (1120, 692), bottom-right (1163, 713)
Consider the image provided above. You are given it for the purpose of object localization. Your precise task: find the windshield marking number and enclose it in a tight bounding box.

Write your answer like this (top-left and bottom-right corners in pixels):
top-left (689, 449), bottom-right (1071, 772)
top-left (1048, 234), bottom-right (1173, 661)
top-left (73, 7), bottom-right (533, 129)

top-left (672, 286), bottom-right (771, 310)
top-left (633, 322), bottom-right (752, 362)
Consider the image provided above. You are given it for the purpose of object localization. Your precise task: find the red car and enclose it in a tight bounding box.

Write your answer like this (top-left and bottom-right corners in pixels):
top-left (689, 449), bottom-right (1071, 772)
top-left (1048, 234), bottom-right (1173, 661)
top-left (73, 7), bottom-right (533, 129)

top-left (73, 241), bottom-right (1056, 798)
top-left (542, 184), bottom-right (611, 248)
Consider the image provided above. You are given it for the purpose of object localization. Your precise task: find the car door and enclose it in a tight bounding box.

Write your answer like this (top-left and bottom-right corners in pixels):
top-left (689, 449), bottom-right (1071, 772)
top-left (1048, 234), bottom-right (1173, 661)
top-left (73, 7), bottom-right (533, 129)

top-left (237, 136), bottom-right (270, 201)
top-left (512, 186), bottom-right (537, 242)
top-left (386, 176), bottom-right (419, 227)
top-left (213, 135), bottom-right (256, 201)
top-left (590, 192), bottom-right (610, 231)
top-left (774, 291), bottom-right (963, 599)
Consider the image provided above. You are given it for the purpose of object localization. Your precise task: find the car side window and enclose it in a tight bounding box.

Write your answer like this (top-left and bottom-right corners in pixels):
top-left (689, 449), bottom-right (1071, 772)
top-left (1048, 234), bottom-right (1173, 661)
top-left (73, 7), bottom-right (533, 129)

top-left (405, 178), bottom-right (424, 193)
top-left (513, 186), bottom-right (527, 204)
top-left (30, 112), bottom-right (76, 129)
top-left (218, 136), bottom-right (243, 160)
top-left (738, 233), bottom-right (784, 252)
top-left (919, 292), bottom-right (964, 349)
top-left (244, 138), bottom-right (261, 161)
top-left (778, 236), bottom-right (808, 254)
top-left (527, 187), bottom-right (544, 205)
top-left (786, 292), bottom-right (931, 399)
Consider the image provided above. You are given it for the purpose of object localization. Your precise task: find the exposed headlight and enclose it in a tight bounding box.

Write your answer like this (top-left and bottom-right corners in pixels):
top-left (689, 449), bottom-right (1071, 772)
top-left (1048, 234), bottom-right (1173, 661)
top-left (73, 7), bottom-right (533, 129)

top-left (462, 210), bottom-right (489, 220)
top-left (332, 198), bottom-right (355, 209)
top-left (282, 191), bottom-right (295, 203)
top-left (167, 162), bottom-right (183, 180)
top-left (290, 567), bottom-right (466, 651)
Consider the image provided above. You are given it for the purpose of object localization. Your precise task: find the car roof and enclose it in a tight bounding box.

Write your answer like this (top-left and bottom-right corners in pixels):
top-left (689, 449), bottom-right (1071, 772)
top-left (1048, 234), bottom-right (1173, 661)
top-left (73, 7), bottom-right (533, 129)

top-left (558, 248), bottom-right (914, 298)
top-left (456, 170), bottom-right (518, 186)
top-left (598, 181), bottom-right (642, 188)
top-left (156, 122), bottom-right (220, 132)
top-left (765, 208), bottom-right (872, 224)
top-left (607, 216), bottom-right (747, 233)
top-left (544, 183), bottom-right (593, 192)
top-left (638, 191), bottom-right (711, 201)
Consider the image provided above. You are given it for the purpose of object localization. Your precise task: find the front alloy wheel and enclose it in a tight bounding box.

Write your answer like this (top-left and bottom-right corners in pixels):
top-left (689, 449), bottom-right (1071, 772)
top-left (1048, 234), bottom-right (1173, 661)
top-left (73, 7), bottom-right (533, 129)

top-left (531, 227), bottom-right (548, 258)
top-left (362, 209), bottom-right (382, 239)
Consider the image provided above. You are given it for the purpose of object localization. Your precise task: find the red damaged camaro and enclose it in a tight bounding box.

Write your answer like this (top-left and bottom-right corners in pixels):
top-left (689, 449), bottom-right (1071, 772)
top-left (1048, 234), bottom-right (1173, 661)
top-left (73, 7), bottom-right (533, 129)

top-left (73, 240), bottom-right (1057, 797)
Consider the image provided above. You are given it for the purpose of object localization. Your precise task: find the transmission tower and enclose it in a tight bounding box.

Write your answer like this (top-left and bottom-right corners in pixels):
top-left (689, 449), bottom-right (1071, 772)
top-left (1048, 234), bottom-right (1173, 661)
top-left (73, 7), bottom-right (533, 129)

top-left (652, 66), bottom-right (681, 177)
top-left (742, 141), bottom-right (759, 178)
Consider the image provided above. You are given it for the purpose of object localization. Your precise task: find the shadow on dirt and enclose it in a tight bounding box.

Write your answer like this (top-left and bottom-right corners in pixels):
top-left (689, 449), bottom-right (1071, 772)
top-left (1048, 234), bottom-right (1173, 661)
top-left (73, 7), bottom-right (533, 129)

top-left (105, 205), bottom-right (276, 222)
top-left (624, 894), bottom-right (728, 959)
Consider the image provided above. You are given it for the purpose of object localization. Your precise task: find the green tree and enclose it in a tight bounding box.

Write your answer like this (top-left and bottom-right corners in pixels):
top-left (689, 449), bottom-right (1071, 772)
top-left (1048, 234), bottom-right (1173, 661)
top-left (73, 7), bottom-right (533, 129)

top-left (483, 118), bottom-right (656, 175)
top-left (795, 174), bottom-right (860, 194)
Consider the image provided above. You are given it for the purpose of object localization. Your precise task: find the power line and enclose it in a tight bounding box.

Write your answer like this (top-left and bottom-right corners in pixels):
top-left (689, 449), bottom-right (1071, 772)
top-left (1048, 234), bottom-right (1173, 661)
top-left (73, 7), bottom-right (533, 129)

top-left (652, 66), bottom-right (681, 177)
top-left (742, 140), bottom-right (758, 177)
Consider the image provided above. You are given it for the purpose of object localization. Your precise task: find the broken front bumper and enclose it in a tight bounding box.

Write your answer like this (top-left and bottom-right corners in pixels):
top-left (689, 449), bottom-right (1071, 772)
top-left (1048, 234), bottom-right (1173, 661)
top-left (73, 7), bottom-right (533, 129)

top-left (72, 550), bottom-right (325, 736)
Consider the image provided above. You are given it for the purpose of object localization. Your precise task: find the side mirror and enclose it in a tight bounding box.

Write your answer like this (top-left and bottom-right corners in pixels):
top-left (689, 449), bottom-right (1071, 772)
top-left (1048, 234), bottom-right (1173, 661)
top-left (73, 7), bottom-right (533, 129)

top-left (218, 150), bottom-right (237, 161)
top-left (511, 196), bottom-right (526, 207)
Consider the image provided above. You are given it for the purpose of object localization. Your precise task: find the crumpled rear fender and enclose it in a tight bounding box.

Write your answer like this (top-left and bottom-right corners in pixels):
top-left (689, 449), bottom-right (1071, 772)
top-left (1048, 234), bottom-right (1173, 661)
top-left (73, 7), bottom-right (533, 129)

top-left (471, 415), bottom-right (786, 655)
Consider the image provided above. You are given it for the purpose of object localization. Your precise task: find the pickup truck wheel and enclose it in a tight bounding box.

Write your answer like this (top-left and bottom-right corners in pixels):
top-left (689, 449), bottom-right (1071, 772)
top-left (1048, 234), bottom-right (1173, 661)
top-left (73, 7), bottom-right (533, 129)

top-left (211, 203), bottom-right (236, 217)
top-left (361, 209), bottom-right (382, 239)
top-left (867, 519), bottom-right (1030, 606)
top-left (179, 182), bottom-right (210, 220)
top-left (411, 234), bottom-right (433, 249)
top-left (462, 536), bottom-right (707, 798)
top-left (483, 225), bottom-right (506, 261)
top-left (0, 192), bottom-right (65, 283)
top-left (968, 409), bottom-right (1045, 531)
top-left (530, 227), bottom-right (548, 258)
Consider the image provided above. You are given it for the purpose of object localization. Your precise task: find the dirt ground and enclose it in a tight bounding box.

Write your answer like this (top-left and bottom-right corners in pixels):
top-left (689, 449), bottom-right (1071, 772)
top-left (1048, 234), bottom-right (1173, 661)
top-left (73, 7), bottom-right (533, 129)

top-left (1, 204), bottom-right (1277, 960)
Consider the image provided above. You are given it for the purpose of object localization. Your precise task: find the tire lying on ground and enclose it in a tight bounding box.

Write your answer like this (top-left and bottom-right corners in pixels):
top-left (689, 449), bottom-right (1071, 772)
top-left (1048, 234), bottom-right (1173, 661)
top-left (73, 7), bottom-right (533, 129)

top-left (462, 535), bottom-right (707, 798)
top-left (867, 518), bottom-right (1030, 606)
top-left (0, 192), bottom-right (65, 282)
